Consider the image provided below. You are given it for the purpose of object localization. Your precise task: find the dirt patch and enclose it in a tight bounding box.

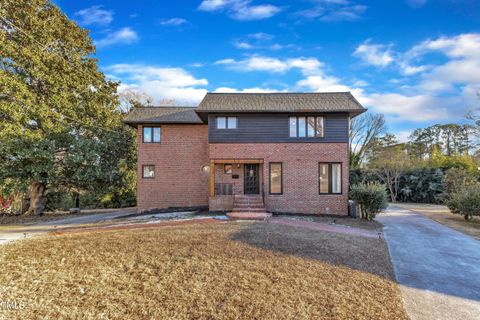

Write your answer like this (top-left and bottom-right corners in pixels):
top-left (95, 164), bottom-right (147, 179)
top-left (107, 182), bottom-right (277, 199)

top-left (0, 221), bottom-right (407, 319)
top-left (394, 203), bottom-right (480, 240)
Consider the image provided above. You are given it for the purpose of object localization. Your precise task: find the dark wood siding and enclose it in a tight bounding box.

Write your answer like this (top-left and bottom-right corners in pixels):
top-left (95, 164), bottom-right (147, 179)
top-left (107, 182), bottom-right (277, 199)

top-left (208, 113), bottom-right (349, 143)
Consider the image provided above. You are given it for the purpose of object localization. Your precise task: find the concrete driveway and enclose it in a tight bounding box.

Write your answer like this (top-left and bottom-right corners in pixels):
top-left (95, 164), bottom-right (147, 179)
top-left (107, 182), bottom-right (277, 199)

top-left (0, 209), bottom-right (135, 245)
top-left (378, 205), bottom-right (480, 320)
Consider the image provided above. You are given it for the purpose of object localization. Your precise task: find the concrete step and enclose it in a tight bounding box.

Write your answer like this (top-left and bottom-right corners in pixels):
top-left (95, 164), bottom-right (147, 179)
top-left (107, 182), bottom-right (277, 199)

top-left (235, 203), bottom-right (264, 207)
top-left (235, 195), bottom-right (263, 199)
top-left (232, 207), bottom-right (267, 212)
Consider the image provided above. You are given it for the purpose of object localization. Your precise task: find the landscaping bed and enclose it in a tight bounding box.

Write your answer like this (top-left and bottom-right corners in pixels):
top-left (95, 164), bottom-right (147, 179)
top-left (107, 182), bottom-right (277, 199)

top-left (0, 220), bottom-right (406, 319)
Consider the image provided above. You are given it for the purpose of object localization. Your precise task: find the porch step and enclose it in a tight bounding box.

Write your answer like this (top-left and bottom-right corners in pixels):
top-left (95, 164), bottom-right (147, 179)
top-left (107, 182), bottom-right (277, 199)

top-left (234, 201), bottom-right (264, 206)
top-left (232, 207), bottom-right (267, 212)
top-left (233, 203), bottom-right (265, 208)
top-left (233, 195), bottom-right (267, 213)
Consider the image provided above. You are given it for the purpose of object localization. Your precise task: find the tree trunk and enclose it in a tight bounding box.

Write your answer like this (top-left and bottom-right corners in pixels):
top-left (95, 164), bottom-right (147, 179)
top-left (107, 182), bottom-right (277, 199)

top-left (26, 182), bottom-right (46, 215)
top-left (72, 192), bottom-right (80, 208)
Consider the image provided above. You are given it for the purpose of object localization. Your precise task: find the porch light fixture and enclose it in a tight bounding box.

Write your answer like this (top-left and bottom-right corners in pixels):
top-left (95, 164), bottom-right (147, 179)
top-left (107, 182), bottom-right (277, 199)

top-left (201, 165), bottom-right (210, 174)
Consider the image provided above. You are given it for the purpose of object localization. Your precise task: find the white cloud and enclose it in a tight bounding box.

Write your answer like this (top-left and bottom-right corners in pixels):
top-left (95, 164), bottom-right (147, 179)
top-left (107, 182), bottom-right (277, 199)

top-left (189, 62), bottom-right (205, 68)
top-left (198, 0), bottom-right (230, 11)
top-left (362, 93), bottom-right (449, 122)
top-left (321, 5), bottom-right (367, 22)
top-left (401, 34), bottom-right (480, 93)
top-left (233, 41), bottom-right (255, 49)
top-left (406, 33), bottom-right (480, 60)
top-left (107, 64), bottom-right (208, 103)
top-left (295, 1), bottom-right (367, 22)
top-left (248, 32), bottom-right (274, 40)
top-left (396, 130), bottom-right (413, 143)
top-left (198, 0), bottom-right (282, 20)
top-left (214, 87), bottom-right (281, 93)
top-left (406, 0), bottom-right (428, 8)
top-left (353, 80), bottom-right (368, 87)
top-left (232, 34), bottom-right (296, 51)
top-left (353, 41), bottom-right (394, 67)
top-left (95, 27), bottom-right (139, 48)
top-left (74, 5), bottom-right (113, 26)
top-left (215, 55), bottom-right (322, 75)
top-left (159, 18), bottom-right (188, 26)
top-left (297, 75), bottom-right (351, 92)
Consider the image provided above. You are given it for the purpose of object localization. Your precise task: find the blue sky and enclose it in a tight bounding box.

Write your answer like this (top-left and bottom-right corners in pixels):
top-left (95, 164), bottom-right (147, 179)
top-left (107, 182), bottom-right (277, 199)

top-left (58, 0), bottom-right (480, 140)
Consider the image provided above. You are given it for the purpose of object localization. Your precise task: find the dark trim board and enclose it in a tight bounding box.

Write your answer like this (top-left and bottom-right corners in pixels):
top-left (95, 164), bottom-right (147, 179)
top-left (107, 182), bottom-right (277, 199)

top-left (208, 113), bottom-right (349, 143)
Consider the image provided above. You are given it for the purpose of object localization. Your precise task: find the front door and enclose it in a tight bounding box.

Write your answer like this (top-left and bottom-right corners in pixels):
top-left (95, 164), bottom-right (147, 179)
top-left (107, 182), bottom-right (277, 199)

top-left (244, 164), bottom-right (259, 194)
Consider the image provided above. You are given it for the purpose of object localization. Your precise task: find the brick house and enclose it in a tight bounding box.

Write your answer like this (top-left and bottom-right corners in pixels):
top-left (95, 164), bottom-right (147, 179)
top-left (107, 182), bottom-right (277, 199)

top-left (124, 92), bottom-right (366, 217)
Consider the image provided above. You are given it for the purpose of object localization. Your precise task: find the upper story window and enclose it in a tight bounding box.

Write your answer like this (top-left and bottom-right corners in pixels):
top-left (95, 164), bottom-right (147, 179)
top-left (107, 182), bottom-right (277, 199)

top-left (289, 116), bottom-right (324, 138)
top-left (217, 116), bottom-right (237, 129)
top-left (143, 126), bottom-right (161, 143)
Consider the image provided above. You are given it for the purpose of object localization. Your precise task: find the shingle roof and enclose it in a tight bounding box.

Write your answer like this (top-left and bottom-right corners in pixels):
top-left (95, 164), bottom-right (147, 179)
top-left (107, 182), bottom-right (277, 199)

top-left (123, 107), bottom-right (203, 126)
top-left (196, 92), bottom-right (366, 114)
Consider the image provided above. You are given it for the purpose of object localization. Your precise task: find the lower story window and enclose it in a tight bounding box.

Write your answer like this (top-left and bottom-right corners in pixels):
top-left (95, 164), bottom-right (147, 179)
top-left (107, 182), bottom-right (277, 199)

top-left (269, 162), bottom-right (283, 194)
top-left (319, 163), bottom-right (342, 194)
top-left (142, 165), bottom-right (155, 178)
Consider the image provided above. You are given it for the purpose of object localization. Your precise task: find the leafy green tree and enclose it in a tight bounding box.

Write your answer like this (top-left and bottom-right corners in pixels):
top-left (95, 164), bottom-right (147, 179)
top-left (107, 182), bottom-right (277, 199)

top-left (447, 186), bottom-right (480, 220)
top-left (409, 124), bottom-right (474, 158)
top-left (427, 146), bottom-right (478, 171)
top-left (398, 168), bottom-right (444, 203)
top-left (0, 0), bottom-right (131, 214)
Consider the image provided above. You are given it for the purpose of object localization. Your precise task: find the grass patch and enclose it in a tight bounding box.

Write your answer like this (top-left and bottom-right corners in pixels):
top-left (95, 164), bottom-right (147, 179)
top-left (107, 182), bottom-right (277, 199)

top-left (394, 203), bottom-right (480, 240)
top-left (0, 221), bottom-right (407, 319)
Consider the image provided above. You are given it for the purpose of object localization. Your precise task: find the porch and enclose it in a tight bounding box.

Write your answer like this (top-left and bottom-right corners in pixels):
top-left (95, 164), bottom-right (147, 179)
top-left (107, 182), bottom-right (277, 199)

top-left (208, 159), bottom-right (268, 216)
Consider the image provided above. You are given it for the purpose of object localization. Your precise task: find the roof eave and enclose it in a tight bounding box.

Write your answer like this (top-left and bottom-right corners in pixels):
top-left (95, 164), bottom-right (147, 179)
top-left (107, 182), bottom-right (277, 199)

top-left (195, 109), bottom-right (366, 114)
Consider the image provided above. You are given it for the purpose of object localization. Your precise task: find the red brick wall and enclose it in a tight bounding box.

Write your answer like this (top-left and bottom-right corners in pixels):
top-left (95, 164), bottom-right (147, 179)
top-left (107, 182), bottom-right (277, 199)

top-left (209, 143), bottom-right (349, 215)
top-left (136, 124), bottom-right (209, 212)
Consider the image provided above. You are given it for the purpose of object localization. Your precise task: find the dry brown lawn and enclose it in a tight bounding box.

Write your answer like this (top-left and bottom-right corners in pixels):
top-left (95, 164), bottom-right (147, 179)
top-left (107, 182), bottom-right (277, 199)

top-left (276, 214), bottom-right (383, 231)
top-left (0, 221), bottom-right (407, 319)
top-left (394, 203), bottom-right (480, 240)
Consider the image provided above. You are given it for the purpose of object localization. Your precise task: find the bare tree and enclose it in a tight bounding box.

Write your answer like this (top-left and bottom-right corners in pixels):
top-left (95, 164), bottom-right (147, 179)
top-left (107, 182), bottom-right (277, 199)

top-left (369, 145), bottom-right (411, 202)
top-left (118, 89), bottom-right (154, 112)
top-left (349, 113), bottom-right (386, 168)
top-left (158, 98), bottom-right (179, 106)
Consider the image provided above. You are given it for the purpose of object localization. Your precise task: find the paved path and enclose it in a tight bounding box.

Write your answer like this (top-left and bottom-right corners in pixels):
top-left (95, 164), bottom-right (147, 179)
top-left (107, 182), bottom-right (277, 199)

top-left (270, 217), bottom-right (383, 238)
top-left (378, 205), bottom-right (480, 320)
top-left (0, 209), bottom-right (135, 245)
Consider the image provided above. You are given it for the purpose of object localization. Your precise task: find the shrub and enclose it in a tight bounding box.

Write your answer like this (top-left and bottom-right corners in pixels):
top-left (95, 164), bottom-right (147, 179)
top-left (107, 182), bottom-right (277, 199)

top-left (447, 186), bottom-right (480, 220)
top-left (350, 182), bottom-right (388, 221)
top-left (443, 167), bottom-right (480, 195)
